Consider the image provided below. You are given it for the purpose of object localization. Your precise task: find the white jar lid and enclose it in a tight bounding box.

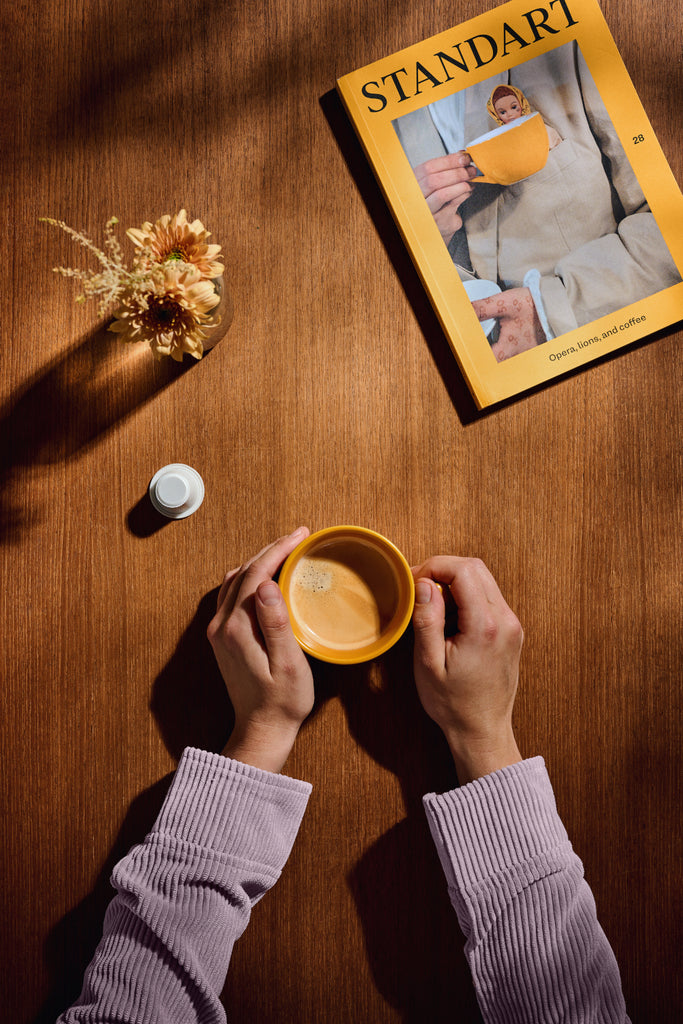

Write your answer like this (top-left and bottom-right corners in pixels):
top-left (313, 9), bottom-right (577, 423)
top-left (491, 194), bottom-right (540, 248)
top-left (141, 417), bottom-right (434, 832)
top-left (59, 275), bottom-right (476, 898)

top-left (149, 464), bottom-right (205, 519)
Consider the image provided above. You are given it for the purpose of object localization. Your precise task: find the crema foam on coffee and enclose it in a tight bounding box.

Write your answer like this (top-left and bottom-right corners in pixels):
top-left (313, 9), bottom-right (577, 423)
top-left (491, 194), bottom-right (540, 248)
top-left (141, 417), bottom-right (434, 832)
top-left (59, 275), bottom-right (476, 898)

top-left (288, 541), bottom-right (399, 650)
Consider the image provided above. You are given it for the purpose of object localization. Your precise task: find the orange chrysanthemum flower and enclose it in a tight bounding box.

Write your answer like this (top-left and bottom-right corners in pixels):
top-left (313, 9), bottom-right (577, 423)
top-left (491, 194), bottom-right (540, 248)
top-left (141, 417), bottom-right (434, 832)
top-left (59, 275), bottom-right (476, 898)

top-left (127, 209), bottom-right (224, 279)
top-left (108, 266), bottom-right (220, 361)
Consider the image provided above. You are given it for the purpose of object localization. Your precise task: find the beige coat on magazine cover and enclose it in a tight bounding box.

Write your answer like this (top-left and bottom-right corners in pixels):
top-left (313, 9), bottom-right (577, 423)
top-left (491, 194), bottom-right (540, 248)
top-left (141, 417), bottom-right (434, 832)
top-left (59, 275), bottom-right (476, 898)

top-left (394, 42), bottom-right (680, 339)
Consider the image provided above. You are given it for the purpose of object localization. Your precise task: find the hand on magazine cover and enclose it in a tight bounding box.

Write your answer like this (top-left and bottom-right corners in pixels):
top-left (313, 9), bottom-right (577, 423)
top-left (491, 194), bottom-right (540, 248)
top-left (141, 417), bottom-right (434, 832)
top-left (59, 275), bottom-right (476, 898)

top-left (413, 151), bottom-right (478, 245)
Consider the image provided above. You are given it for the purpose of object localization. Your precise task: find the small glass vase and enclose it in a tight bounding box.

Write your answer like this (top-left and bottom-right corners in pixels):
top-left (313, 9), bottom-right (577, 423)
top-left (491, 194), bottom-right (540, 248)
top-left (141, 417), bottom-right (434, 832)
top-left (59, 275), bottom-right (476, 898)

top-left (202, 275), bottom-right (234, 353)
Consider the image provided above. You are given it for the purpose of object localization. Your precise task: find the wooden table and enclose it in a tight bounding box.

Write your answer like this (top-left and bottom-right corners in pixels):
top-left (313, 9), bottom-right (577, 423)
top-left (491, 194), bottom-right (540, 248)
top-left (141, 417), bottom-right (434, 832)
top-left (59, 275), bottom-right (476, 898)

top-left (2, 0), bottom-right (681, 1020)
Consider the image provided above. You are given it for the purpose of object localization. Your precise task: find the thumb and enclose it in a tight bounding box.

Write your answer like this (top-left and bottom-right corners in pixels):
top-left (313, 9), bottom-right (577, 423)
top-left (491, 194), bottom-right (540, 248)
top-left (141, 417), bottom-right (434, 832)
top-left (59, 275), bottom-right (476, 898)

top-left (255, 580), bottom-right (302, 667)
top-left (412, 579), bottom-right (446, 676)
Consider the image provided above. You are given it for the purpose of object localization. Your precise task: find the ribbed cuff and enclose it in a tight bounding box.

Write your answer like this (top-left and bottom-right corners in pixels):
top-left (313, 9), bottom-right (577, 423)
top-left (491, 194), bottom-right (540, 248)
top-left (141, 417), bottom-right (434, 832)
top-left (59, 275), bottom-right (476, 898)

top-left (150, 747), bottom-right (312, 873)
top-left (423, 757), bottom-right (570, 895)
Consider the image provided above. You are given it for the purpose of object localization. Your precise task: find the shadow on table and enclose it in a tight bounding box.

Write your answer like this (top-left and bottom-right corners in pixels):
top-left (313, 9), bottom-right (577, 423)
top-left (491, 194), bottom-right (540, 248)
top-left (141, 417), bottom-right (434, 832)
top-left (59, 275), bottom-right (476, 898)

top-left (150, 589), bottom-right (344, 761)
top-left (151, 589), bottom-right (234, 759)
top-left (319, 88), bottom-right (482, 427)
top-left (126, 491), bottom-right (177, 538)
top-left (321, 634), bottom-right (483, 1023)
top-left (34, 591), bottom-right (228, 1021)
top-left (33, 773), bottom-right (175, 1024)
top-left (0, 323), bottom-right (192, 545)
top-left (151, 593), bottom-right (480, 1021)
top-left (37, 599), bottom-right (476, 1023)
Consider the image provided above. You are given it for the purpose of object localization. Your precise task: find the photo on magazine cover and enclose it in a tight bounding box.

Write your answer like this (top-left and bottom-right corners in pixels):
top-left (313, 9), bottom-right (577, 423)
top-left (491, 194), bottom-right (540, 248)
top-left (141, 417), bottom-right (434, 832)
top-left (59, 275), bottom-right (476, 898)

top-left (392, 40), bottom-right (682, 364)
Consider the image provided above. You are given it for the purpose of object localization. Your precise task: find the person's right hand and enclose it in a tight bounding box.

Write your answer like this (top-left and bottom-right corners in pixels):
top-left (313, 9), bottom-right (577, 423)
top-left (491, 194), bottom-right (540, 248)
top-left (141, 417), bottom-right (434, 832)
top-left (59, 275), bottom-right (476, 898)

top-left (413, 151), bottom-right (478, 245)
top-left (207, 529), bottom-right (315, 774)
top-left (411, 556), bottom-right (524, 784)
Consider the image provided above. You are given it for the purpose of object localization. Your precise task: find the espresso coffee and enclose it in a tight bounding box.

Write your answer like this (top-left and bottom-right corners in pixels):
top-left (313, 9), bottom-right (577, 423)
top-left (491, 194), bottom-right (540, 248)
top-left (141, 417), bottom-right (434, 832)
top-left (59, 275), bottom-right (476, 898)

top-left (288, 540), bottom-right (400, 651)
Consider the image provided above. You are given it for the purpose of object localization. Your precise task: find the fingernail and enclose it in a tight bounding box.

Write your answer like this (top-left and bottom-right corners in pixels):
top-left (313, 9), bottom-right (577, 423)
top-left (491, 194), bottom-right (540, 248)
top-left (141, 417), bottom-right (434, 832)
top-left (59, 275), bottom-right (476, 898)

top-left (415, 580), bottom-right (433, 605)
top-left (258, 581), bottom-right (282, 606)
top-left (290, 526), bottom-right (306, 539)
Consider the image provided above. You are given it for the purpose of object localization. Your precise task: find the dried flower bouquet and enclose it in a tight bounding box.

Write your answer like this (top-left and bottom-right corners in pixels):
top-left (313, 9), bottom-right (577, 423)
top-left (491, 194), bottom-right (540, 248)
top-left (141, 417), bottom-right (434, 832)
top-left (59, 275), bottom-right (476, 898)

top-left (42, 211), bottom-right (225, 361)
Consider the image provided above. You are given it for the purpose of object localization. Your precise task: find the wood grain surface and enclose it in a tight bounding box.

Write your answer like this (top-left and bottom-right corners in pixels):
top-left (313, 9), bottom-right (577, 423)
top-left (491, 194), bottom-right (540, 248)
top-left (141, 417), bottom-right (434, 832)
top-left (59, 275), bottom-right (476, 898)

top-left (2, 0), bottom-right (681, 1021)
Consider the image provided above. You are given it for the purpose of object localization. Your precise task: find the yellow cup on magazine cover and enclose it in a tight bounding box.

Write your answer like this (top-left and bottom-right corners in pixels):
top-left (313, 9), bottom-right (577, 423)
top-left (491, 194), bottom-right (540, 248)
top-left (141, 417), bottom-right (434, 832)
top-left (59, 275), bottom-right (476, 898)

top-left (278, 526), bottom-right (415, 664)
top-left (467, 112), bottom-right (549, 185)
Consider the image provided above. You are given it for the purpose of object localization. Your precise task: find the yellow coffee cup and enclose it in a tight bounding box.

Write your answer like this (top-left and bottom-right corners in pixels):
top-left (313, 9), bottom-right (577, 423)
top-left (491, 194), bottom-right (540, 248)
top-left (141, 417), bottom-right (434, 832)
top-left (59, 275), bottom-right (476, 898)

top-left (278, 526), bottom-right (415, 664)
top-left (467, 112), bottom-right (549, 185)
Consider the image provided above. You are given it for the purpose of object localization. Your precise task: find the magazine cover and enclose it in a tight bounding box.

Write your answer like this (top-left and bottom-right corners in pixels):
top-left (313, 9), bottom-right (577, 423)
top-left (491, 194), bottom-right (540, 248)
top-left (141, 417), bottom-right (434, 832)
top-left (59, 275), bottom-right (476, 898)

top-left (336, 0), bottom-right (683, 408)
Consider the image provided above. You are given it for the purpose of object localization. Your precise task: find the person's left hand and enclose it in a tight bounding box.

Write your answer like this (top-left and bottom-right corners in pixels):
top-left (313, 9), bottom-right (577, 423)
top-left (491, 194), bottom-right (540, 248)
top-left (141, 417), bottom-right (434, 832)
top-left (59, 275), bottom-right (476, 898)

top-left (207, 528), bottom-right (314, 773)
top-left (472, 287), bottom-right (545, 361)
top-left (413, 151), bottom-right (478, 245)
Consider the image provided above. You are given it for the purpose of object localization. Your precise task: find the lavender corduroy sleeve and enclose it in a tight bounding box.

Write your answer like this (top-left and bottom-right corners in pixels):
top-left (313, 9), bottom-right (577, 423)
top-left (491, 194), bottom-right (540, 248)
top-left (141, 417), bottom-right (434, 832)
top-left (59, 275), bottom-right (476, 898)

top-left (59, 747), bottom-right (312, 1024)
top-left (423, 757), bottom-right (630, 1023)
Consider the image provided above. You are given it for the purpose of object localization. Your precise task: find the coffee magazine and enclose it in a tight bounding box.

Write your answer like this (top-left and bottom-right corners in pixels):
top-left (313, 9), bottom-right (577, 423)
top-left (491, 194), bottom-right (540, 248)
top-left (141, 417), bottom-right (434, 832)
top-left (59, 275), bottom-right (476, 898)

top-left (336, 0), bottom-right (683, 408)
